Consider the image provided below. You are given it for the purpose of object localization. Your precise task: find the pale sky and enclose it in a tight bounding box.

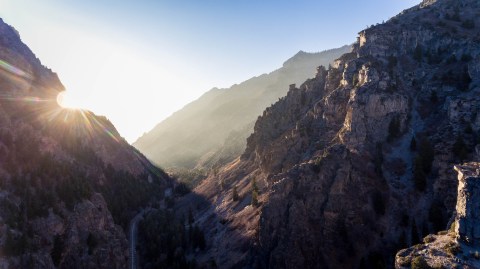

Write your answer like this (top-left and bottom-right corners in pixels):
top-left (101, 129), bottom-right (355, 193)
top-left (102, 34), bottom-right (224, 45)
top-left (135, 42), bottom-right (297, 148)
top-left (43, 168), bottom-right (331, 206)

top-left (0, 0), bottom-right (419, 143)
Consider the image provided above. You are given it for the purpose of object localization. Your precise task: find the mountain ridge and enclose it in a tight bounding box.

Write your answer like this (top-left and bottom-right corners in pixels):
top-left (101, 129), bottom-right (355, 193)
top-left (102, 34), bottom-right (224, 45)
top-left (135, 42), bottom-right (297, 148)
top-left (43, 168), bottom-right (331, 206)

top-left (134, 45), bottom-right (351, 172)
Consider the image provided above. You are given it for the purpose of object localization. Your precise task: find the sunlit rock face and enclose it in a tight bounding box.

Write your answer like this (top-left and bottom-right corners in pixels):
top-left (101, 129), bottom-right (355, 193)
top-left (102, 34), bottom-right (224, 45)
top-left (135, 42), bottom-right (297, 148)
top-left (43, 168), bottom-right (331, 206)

top-left (182, 0), bottom-right (480, 268)
top-left (0, 19), bottom-right (171, 268)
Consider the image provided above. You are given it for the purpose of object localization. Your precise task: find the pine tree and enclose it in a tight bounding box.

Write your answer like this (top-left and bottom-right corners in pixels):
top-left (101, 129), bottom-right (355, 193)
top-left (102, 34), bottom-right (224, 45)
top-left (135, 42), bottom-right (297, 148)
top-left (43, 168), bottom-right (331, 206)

top-left (232, 186), bottom-right (239, 201)
top-left (411, 219), bottom-right (420, 245)
top-left (410, 136), bottom-right (417, 151)
top-left (251, 179), bottom-right (259, 206)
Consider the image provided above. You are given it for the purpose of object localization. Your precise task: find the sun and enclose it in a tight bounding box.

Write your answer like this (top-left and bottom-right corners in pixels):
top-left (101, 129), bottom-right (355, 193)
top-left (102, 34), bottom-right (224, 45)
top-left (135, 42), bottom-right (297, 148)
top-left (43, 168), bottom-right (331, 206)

top-left (56, 91), bottom-right (81, 109)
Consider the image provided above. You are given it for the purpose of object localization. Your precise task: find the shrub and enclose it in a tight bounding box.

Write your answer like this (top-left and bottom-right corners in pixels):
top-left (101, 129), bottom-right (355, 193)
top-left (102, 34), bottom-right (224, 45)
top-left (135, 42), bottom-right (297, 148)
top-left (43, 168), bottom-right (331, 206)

top-left (411, 256), bottom-right (431, 269)
top-left (444, 241), bottom-right (460, 256)
top-left (423, 234), bottom-right (436, 244)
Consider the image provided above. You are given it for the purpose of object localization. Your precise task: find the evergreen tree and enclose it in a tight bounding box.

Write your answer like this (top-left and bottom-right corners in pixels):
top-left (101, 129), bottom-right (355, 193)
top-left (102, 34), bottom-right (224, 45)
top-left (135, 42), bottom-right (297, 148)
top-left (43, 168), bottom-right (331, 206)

top-left (251, 179), bottom-right (259, 206)
top-left (232, 186), bottom-right (239, 201)
top-left (410, 136), bottom-right (417, 151)
top-left (411, 219), bottom-right (420, 245)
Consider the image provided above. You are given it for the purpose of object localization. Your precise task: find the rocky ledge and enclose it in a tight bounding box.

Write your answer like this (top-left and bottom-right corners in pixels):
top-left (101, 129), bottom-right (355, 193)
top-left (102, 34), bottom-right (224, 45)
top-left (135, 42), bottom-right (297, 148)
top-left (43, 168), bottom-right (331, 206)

top-left (395, 162), bottom-right (480, 269)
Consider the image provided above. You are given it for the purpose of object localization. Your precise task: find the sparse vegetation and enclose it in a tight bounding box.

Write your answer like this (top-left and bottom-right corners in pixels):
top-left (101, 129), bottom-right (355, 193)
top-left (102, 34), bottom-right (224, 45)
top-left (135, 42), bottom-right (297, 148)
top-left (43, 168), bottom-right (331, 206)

top-left (444, 241), bottom-right (460, 256)
top-left (411, 256), bottom-right (431, 269)
top-left (423, 235), bottom-right (436, 244)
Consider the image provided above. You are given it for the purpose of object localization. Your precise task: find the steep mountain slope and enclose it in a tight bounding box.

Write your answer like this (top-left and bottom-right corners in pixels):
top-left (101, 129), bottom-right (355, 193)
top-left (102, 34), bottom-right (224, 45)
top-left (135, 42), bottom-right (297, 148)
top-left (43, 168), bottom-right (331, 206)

top-left (0, 19), bottom-right (171, 268)
top-left (182, 0), bottom-right (480, 268)
top-left (134, 46), bottom-right (350, 171)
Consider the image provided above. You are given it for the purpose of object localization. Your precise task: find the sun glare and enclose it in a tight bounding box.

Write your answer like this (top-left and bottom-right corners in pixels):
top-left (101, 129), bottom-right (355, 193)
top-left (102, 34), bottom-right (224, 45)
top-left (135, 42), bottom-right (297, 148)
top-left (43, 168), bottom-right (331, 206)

top-left (57, 91), bottom-right (80, 109)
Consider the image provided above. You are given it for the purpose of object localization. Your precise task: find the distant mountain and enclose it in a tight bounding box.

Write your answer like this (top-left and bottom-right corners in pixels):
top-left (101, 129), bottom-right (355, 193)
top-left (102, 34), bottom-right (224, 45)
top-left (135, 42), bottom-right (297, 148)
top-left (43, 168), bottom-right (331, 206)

top-left (133, 45), bottom-right (351, 172)
top-left (0, 18), bottom-right (171, 268)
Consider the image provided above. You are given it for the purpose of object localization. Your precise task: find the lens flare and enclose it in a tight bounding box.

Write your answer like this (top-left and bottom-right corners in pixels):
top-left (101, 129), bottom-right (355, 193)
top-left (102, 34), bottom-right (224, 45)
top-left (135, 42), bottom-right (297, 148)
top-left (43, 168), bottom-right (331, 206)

top-left (57, 91), bottom-right (80, 109)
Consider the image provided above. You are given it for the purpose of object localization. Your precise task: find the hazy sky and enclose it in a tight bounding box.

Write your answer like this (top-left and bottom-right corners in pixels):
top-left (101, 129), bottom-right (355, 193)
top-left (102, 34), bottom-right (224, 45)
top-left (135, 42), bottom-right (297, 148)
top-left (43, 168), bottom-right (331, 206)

top-left (0, 0), bottom-right (419, 143)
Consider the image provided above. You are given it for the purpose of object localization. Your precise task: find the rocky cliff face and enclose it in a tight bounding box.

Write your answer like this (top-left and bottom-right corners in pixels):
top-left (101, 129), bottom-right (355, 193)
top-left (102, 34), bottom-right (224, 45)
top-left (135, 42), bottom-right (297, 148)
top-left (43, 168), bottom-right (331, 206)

top-left (133, 46), bottom-right (351, 173)
top-left (395, 162), bottom-right (480, 269)
top-left (184, 0), bottom-right (480, 268)
top-left (0, 19), bottom-right (171, 268)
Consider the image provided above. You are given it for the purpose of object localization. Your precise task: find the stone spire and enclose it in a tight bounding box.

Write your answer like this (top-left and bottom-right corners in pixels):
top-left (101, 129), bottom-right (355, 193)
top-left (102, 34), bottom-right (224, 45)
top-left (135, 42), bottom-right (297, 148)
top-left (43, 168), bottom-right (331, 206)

top-left (454, 162), bottom-right (480, 246)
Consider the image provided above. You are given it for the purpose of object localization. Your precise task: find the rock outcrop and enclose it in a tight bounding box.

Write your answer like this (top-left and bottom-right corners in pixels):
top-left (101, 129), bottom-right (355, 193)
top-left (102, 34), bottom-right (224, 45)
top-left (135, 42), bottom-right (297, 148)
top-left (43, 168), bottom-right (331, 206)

top-left (395, 162), bottom-right (480, 269)
top-left (454, 163), bottom-right (480, 246)
top-left (181, 0), bottom-right (480, 268)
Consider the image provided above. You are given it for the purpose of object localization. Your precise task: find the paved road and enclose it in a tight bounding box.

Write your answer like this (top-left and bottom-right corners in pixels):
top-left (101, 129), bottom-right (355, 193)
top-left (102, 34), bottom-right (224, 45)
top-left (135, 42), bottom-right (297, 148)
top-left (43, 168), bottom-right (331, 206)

top-left (129, 209), bottom-right (149, 269)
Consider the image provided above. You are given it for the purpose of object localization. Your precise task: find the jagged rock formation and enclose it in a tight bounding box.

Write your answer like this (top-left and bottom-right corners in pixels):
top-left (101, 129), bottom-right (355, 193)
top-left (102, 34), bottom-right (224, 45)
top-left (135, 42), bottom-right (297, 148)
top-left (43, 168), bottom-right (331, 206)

top-left (180, 0), bottom-right (480, 268)
top-left (133, 46), bottom-right (351, 173)
top-left (0, 18), bottom-right (171, 268)
top-left (395, 162), bottom-right (480, 269)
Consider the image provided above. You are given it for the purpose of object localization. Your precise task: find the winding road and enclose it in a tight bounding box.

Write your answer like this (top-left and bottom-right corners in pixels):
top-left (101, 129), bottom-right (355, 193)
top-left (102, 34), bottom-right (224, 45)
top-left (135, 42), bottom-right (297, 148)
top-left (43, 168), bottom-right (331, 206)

top-left (129, 209), bottom-right (150, 269)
